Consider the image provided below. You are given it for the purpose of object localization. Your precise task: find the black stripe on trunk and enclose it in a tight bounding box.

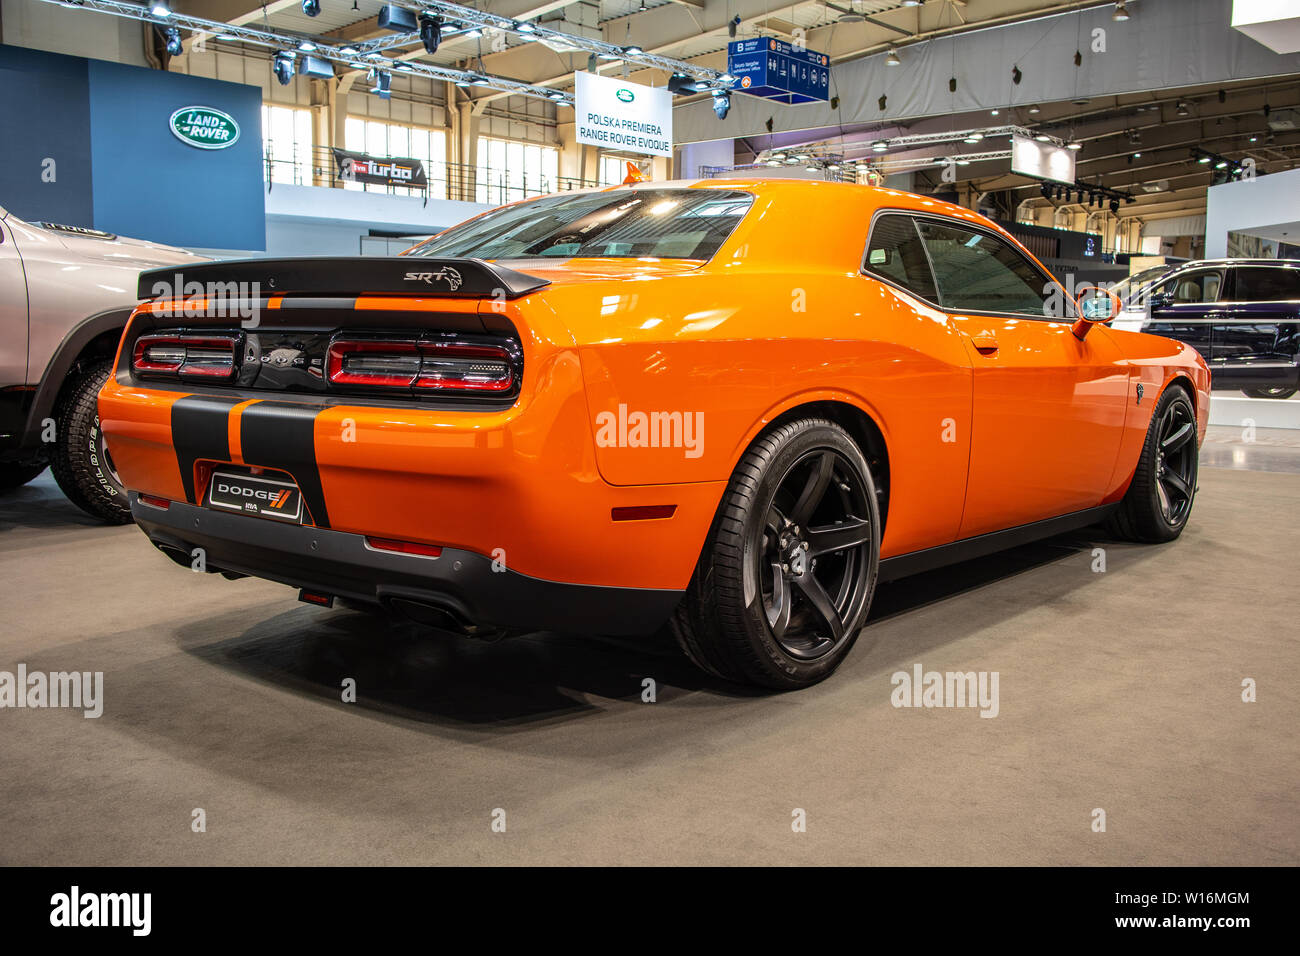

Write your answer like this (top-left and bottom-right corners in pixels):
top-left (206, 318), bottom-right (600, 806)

top-left (239, 401), bottom-right (330, 528)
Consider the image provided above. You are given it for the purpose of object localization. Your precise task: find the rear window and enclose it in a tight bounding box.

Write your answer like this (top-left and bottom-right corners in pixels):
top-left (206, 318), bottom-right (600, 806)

top-left (407, 188), bottom-right (754, 262)
top-left (1233, 266), bottom-right (1300, 302)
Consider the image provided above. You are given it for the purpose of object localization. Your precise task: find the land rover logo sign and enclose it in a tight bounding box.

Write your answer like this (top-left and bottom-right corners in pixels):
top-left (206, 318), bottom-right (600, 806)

top-left (170, 106), bottom-right (240, 150)
top-left (616, 88), bottom-right (635, 103)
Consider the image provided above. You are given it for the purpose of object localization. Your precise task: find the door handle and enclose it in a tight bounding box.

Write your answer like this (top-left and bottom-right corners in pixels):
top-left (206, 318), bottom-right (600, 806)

top-left (971, 334), bottom-right (999, 354)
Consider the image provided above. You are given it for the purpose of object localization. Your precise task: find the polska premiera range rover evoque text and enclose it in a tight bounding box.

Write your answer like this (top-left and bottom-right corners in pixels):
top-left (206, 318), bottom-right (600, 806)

top-left (98, 180), bottom-right (1210, 689)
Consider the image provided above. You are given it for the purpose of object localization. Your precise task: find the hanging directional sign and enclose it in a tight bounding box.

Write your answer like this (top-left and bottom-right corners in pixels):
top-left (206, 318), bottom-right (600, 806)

top-left (727, 39), bottom-right (830, 105)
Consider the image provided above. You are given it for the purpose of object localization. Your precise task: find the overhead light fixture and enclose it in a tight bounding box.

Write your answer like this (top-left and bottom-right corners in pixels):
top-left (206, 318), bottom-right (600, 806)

top-left (149, 2), bottom-right (171, 16)
top-left (419, 13), bottom-right (443, 55)
top-left (886, 48), bottom-right (900, 66)
top-left (963, 133), bottom-right (983, 143)
top-left (872, 140), bottom-right (888, 152)
top-left (1249, 135), bottom-right (1259, 143)
top-left (1028, 104), bottom-right (1041, 114)
top-left (162, 26), bottom-right (184, 56)
top-left (1066, 141), bottom-right (1082, 150)
top-left (1215, 159), bottom-right (1228, 169)
top-left (1176, 102), bottom-right (1190, 116)
top-left (624, 44), bottom-right (644, 55)
top-left (1034, 133), bottom-right (1050, 142)
top-left (1133, 151), bottom-right (1141, 158)
top-left (712, 91), bottom-right (730, 120)
top-left (990, 109), bottom-right (1000, 116)
top-left (301, 0), bottom-right (320, 17)
top-left (1197, 155), bottom-right (1211, 164)
top-left (784, 157), bottom-right (799, 164)
top-left (273, 52), bottom-right (295, 85)
top-left (957, 159), bottom-right (971, 166)
top-left (548, 90), bottom-right (565, 101)
top-left (369, 69), bottom-right (391, 99)
top-left (1113, 2), bottom-right (1130, 21)
top-left (1012, 66), bottom-right (1022, 85)
top-left (298, 40), bottom-right (316, 52)
top-left (901, 0), bottom-right (921, 6)
top-left (463, 28), bottom-right (483, 39)
top-left (339, 46), bottom-right (358, 56)
top-left (1109, 198), bottom-right (1121, 214)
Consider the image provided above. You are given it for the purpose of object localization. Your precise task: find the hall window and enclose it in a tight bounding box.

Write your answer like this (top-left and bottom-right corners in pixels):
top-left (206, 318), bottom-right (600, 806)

top-left (261, 105), bottom-right (314, 185)
top-left (343, 117), bottom-right (448, 199)
top-left (475, 136), bottom-right (560, 204)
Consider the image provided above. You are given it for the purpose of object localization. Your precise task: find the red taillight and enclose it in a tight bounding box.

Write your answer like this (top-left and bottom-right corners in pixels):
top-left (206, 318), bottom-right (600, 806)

top-left (327, 338), bottom-right (514, 393)
top-left (132, 333), bottom-right (238, 380)
top-left (138, 494), bottom-right (171, 510)
top-left (364, 536), bottom-right (444, 558)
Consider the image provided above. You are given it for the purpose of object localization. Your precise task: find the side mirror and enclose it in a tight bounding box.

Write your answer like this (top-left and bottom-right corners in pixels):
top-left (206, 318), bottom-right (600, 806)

top-left (1072, 286), bottom-right (1122, 339)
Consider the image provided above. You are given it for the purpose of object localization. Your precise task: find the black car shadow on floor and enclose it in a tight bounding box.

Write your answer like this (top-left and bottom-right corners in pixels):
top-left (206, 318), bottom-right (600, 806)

top-left (173, 521), bottom-right (1159, 731)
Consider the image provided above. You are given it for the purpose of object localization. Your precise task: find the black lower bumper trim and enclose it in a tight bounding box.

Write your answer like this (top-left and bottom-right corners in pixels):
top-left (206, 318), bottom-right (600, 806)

top-left (130, 494), bottom-right (681, 637)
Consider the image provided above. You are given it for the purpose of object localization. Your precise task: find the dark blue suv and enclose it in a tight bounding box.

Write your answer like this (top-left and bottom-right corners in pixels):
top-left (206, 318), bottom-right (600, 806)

top-left (1111, 259), bottom-right (1300, 399)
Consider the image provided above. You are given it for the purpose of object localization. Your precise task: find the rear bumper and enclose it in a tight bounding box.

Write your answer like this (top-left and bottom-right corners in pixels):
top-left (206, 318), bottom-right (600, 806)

top-left (132, 494), bottom-right (683, 636)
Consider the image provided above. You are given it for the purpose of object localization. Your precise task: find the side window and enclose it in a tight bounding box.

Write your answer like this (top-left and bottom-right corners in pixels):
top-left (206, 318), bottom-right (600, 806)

top-left (1153, 269), bottom-right (1224, 304)
top-left (863, 214), bottom-right (937, 301)
top-left (914, 219), bottom-right (1058, 317)
top-left (1232, 267), bottom-right (1300, 302)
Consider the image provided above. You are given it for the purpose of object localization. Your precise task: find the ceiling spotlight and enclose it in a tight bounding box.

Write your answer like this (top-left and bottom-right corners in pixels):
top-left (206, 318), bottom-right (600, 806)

top-left (419, 13), bottom-right (442, 55)
top-left (963, 133), bottom-right (983, 143)
top-left (1028, 104), bottom-right (1041, 114)
top-left (301, 0), bottom-right (320, 17)
top-left (886, 48), bottom-right (900, 66)
top-left (1176, 101), bottom-right (1190, 116)
top-left (273, 52), bottom-right (295, 85)
top-left (712, 92), bottom-right (730, 120)
top-left (957, 159), bottom-right (971, 166)
top-left (1215, 159), bottom-right (1228, 169)
top-left (1197, 155), bottom-right (1211, 164)
top-left (1133, 152), bottom-right (1141, 158)
top-left (515, 21), bottom-right (536, 33)
top-left (785, 157), bottom-right (799, 164)
top-left (163, 26), bottom-right (183, 56)
top-left (1248, 135), bottom-right (1259, 143)
top-left (149, 2), bottom-right (171, 16)
top-left (901, 0), bottom-right (921, 6)
top-left (1113, 2), bottom-right (1130, 22)
top-left (990, 109), bottom-right (1000, 116)
top-left (339, 46), bottom-right (358, 56)
top-left (728, 15), bottom-right (741, 39)
top-left (298, 40), bottom-right (316, 52)
top-left (1012, 66), bottom-right (1022, 85)
top-left (625, 44), bottom-right (644, 56)
top-left (369, 69), bottom-right (391, 99)
top-left (1066, 141), bottom-right (1082, 150)
top-left (872, 140), bottom-right (888, 152)
top-left (464, 27), bottom-right (483, 39)
top-left (1110, 198), bottom-right (1121, 214)
top-left (1034, 133), bottom-right (1050, 142)
top-left (548, 90), bottom-right (566, 101)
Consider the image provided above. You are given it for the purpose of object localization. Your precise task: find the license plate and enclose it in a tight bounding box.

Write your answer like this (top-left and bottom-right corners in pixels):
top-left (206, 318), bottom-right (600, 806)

top-left (207, 470), bottom-right (304, 523)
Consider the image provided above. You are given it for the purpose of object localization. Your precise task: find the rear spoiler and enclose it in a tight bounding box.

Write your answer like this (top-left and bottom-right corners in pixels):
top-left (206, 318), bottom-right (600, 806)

top-left (136, 256), bottom-right (550, 300)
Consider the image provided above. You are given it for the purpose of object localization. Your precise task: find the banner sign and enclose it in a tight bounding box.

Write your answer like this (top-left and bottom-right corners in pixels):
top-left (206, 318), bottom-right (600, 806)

top-left (331, 148), bottom-right (428, 188)
top-left (727, 39), bottom-right (830, 104)
top-left (1010, 135), bottom-right (1077, 185)
top-left (574, 72), bottom-right (673, 158)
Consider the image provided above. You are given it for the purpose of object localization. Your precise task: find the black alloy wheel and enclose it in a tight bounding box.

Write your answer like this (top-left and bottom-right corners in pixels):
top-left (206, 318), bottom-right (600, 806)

top-left (1153, 397), bottom-right (1197, 527)
top-left (756, 448), bottom-right (876, 661)
top-left (671, 417), bottom-right (881, 690)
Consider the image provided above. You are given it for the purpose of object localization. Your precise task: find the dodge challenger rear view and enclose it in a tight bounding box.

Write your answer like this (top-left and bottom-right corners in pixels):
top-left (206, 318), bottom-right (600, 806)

top-left (99, 180), bottom-right (1210, 689)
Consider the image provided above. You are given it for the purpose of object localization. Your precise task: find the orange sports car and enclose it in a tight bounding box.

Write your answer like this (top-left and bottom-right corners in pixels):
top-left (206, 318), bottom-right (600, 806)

top-left (99, 180), bottom-right (1210, 689)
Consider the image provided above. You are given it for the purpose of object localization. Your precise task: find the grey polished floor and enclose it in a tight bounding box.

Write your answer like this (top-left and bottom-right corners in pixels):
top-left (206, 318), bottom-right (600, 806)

top-left (1, 439), bottom-right (1296, 865)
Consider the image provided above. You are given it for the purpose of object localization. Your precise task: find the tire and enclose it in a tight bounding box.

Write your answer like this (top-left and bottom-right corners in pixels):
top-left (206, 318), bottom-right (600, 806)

top-left (1107, 385), bottom-right (1198, 543)
top-left (1241, 386), bottom-right (1297, 400)
top-left (0, 462), bottom-right (47, 491)
top-left (671, 417), bottom-right (880, 690)
top-left (49, 360), bottom-right (132, 524)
